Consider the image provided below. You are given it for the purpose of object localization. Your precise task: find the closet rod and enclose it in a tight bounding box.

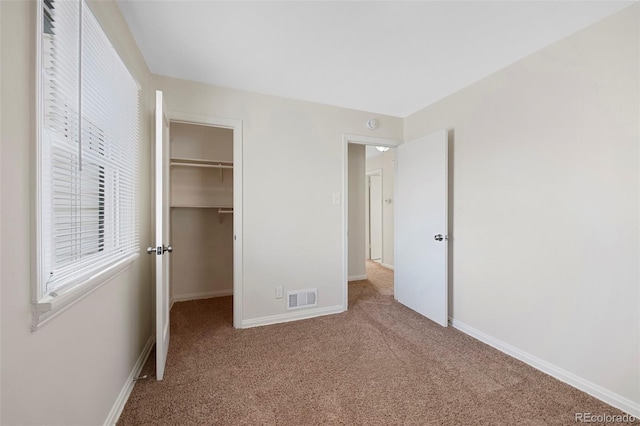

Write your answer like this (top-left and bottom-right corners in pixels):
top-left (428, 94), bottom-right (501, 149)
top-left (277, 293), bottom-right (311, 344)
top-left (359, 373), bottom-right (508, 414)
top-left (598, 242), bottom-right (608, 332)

top-left (170, 163), bottom-right (234, 169)
top-left (218, 208), bottom-right (233, 224)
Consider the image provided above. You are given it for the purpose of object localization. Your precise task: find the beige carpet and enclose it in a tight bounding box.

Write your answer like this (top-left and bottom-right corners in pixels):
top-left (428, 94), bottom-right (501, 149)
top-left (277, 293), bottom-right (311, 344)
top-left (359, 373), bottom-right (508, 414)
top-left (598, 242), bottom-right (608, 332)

top-left (119, 282), bottom-right (631, 425)
top-left (361, 260), bottom-right (394, 296)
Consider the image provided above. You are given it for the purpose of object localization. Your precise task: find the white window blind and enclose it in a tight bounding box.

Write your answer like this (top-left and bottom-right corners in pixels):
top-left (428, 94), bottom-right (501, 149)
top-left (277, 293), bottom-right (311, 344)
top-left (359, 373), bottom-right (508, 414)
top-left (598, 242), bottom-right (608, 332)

top-left (38, 0), bottom-right (140, 301)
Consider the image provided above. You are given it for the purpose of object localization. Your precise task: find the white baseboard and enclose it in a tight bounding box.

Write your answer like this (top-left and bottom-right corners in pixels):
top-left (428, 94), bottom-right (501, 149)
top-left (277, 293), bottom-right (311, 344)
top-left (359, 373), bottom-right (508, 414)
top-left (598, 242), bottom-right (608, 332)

top-left (241, 304), bottom-right (344, 329)
top-left (381, 263), bottom-right (394, 270)
top-left (450, 318), bottom-right (640, 418)
top-left (172, 289), bottom-right (233, 303)
top-left (348, 274), bottom-right (367, 281)
top-left (104, 336), bottom-right (154, 426)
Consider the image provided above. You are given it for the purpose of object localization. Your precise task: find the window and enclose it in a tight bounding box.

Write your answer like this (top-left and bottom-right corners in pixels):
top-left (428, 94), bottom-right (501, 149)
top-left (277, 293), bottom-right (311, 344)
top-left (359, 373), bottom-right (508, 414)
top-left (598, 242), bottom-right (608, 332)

top-left (34, 0), bottom-right (140, 328)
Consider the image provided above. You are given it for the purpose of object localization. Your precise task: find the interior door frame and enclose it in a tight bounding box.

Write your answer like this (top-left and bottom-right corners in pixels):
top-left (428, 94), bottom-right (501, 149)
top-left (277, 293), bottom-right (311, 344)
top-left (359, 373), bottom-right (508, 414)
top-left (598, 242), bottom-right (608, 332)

top-left (342, 134), bottom-right (401, 311)
top-left (168, 111), bottom-right (243, 328)
top-left (366, 169), bottom-right (383, 261)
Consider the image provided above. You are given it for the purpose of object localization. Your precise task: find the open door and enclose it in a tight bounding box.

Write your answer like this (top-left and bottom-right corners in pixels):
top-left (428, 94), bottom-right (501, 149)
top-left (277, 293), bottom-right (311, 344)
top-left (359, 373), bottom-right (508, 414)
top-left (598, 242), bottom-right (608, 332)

top-left (395, 129), bottom-right (448, 327)
top-left (149, 90), bottom-right (171, 380)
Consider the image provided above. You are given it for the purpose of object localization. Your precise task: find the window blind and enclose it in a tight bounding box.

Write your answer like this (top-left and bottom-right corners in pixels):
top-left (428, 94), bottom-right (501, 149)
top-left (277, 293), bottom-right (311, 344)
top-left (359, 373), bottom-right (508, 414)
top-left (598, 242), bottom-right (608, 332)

top-left (40, 0), bottom-right (140, 297)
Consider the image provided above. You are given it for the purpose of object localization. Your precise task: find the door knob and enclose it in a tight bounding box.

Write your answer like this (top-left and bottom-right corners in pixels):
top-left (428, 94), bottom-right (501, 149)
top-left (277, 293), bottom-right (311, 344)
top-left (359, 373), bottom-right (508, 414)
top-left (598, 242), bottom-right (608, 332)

top-left (434, 234), bottom-right (444, 241)
top-left (147, 245), bottom-right (172, 255)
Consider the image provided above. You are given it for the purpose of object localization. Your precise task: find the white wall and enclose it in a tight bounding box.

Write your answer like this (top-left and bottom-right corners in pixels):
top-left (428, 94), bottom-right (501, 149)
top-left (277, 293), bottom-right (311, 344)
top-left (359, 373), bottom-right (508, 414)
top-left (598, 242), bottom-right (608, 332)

top-left (366, 150), bottom-right (395, 267)
top-left (405, 4), bottom-right (639, 411)
top-left (348, 144), bottom-right (366, 280)
top-left (171, 209), bottom-right (234, 300)
top-left (170, 122), bottom-right (233, 161)
top-left (0, 1), bottom-right (154, 424)
top-left (154, 75), bottom-right (404, 324)
top-left (0, 1), bottom-right (3, 421)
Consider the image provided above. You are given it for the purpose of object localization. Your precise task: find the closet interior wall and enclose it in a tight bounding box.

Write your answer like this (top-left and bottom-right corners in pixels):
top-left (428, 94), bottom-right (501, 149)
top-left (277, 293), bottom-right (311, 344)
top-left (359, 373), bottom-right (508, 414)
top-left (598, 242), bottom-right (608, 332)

top-left (170, 122), bottom-right (234, 302)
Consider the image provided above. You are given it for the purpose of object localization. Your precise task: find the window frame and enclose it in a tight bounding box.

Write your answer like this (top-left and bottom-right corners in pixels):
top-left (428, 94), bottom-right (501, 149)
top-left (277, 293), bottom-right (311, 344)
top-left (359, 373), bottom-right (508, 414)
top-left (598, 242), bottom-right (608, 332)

top-left (32, 0), bottom-right (140, 330)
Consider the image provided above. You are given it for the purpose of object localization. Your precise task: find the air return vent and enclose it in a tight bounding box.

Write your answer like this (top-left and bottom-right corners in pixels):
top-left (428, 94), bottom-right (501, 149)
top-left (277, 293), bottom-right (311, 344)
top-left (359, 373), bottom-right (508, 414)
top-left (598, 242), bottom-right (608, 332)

top-left (287, 288), bottom-right (318, 310)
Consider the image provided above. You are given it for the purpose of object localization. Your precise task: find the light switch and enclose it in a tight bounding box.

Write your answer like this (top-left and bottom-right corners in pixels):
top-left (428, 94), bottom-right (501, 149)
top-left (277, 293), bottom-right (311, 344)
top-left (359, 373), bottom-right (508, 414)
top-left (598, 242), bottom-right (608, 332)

top-left (332, 193), bottom-right (341, 205)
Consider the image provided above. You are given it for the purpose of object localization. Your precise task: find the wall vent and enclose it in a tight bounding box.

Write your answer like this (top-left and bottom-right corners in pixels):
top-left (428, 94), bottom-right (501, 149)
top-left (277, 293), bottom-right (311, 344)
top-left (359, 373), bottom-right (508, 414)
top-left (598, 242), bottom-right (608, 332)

top-left (287, 288), bottom-right (318, 310)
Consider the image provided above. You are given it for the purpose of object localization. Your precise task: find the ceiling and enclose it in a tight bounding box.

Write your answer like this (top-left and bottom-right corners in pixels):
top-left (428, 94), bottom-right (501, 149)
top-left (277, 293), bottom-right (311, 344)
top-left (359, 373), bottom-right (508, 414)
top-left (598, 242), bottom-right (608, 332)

top-left (117, 1), bottom-right (633, 118)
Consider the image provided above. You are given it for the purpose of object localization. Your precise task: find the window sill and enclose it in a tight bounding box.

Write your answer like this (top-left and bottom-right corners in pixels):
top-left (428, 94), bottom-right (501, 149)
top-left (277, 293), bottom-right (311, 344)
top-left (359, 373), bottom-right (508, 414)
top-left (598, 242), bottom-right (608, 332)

top-left (31, 253), bottom-right (140, 331)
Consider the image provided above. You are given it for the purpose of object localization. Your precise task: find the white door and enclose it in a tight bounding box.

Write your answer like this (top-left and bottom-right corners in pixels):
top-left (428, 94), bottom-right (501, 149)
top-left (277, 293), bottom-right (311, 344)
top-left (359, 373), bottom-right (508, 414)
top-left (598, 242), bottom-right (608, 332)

top-left (395, 129), bottom-right (448, 327)
top-left (152, 90), bottom-right (171, 380)
top-left (369, 175), bottom-right (383, 261)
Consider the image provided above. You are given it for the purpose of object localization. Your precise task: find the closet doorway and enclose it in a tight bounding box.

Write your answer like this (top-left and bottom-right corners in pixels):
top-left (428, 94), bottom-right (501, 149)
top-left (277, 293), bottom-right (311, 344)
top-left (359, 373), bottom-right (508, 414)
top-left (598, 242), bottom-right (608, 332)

top-left (167, 112), bottom-right (243, 328)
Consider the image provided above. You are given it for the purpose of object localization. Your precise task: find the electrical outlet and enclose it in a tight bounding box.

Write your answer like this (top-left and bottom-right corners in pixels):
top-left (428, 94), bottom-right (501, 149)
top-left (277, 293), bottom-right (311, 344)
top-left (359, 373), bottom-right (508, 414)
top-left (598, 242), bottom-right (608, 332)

top-left (276, 286), bottom-right (284, 299)
top-left (332, 192), bottom-right (341, 205)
